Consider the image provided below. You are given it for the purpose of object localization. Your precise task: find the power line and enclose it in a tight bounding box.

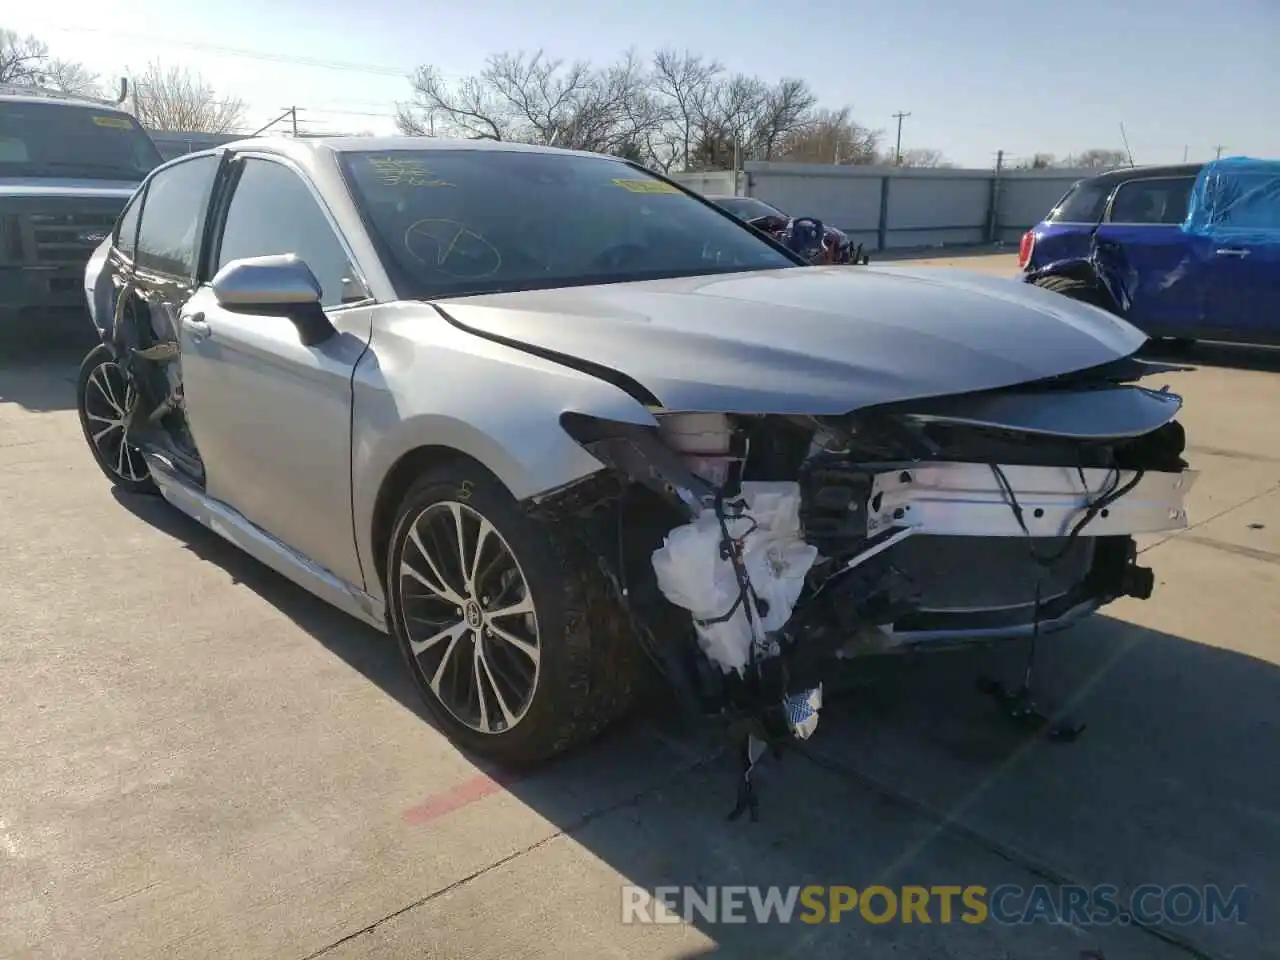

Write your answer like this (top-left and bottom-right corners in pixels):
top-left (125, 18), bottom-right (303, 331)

top-left (307, 106), bottom-right (399, 119)
top-left (42, 25), bottom-right (419, 78)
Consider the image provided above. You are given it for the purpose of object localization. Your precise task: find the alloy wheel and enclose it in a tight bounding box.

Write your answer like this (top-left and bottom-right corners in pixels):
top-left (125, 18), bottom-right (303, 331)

top-left (397, 500), bottom-right (541, 734)
top-left (83, 360), bottom-right (148, 484)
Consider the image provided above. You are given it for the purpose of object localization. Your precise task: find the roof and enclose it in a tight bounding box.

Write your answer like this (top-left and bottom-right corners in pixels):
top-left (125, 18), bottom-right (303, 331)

top-left (1083, 163), bottom-right (1205, 186)
top-left (218, 134), bottom-right (620, 161)
top-left (0, 91), bottom-right (130, 111)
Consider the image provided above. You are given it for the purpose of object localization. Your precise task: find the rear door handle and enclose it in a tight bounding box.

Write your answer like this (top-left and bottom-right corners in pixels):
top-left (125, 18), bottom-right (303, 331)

top-left (1215, 248), bottom-right (1251, 258)
top-left (185, 312), bottom-right (211, 340)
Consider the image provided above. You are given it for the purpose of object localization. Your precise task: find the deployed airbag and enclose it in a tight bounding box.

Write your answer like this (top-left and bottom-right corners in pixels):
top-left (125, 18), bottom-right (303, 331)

top-left (651, 482), bottom-right (819, 675)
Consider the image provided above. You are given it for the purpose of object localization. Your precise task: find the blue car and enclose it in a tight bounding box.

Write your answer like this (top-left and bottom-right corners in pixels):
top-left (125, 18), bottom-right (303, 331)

top-left (1019, 158), bottom-right (1280, 347)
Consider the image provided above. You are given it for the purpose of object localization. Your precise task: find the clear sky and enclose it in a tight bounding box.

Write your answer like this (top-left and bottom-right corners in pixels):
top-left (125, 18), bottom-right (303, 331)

top-left (8, 0), bottom-right (1279, 167)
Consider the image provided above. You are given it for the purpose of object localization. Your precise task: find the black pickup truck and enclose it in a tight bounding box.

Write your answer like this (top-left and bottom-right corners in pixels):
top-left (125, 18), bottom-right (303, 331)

top-left (0, 92), bottom-right (161, 345)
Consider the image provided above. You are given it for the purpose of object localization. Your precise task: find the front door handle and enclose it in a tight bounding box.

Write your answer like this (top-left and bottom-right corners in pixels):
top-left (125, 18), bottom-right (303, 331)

top-left (1215, 248), bottom-right (1251, 258)
top-left (185, 312), bottom-right (211, 340)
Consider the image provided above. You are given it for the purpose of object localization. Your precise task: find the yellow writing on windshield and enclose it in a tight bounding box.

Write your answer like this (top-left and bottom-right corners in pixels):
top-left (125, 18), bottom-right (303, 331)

top-left (92, 115), bottom-right (134, 130)
top-left (610, 179), bottom-right (681, 195)
top-left (366, 156), bottom-right (454, 188)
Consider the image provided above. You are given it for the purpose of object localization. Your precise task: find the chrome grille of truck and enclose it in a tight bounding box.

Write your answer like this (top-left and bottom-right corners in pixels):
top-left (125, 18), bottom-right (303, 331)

top-left (26, 211), bottom-right (116, 266)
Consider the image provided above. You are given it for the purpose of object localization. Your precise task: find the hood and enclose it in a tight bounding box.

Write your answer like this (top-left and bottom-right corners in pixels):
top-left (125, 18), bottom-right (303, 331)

top-left (0, 176), bottom-right (140, 200)
top-left (435, 264), bottom-right (1148, 415)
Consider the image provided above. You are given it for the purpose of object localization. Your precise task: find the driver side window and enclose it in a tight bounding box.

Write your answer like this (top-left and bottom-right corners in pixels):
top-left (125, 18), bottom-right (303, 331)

top-left (215, 158), bottom-right (365, 308)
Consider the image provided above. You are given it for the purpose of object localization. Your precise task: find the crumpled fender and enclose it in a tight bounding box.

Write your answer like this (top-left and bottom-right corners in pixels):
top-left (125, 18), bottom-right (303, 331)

top-left (1023, 236), bottom-right (1134, 315)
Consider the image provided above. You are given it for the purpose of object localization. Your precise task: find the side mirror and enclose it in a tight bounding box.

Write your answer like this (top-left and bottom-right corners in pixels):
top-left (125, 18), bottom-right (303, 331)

top-left (211, 254), bottom-right (337, 347)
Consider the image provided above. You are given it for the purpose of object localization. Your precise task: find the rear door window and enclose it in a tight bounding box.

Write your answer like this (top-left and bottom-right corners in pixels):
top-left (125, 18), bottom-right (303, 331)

top-left (1046, 181), bottom-right (1112, 223)
top-left (1107, 177), bottom-right (1196, 225)
top-left (135, 155), bottom-right (219, 277)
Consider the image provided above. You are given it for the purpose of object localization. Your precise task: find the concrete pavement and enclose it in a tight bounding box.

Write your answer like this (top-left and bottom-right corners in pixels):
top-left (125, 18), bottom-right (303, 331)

top-left (2, 268), bottom-right (1277, 960)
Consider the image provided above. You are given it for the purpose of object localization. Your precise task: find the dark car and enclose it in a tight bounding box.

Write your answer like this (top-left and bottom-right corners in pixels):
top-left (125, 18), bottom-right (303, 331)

top-left (0, 92), bottom-right (162, 342)
top-left (1018, 159), bottom-right (1280, 347)
top-left (706, 194), bottom-right (866, 265)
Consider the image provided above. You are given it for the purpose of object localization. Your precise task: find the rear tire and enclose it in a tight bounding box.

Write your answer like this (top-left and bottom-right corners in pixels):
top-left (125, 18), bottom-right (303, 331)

top-left (76, 344), bottom-right (156, 495)
top-left (1031, 274), bottom-right (1118, 313)
top-left (385, 462), bottom-right (640, 766)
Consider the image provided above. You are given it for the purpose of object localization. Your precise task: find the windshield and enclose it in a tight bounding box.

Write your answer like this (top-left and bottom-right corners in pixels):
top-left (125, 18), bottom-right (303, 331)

top-left (0, 100), bottom-right (162, 180)
top-left (714, 196), bottom-right (787, 221)
top-left (339, 149), bottom-right (799, 299)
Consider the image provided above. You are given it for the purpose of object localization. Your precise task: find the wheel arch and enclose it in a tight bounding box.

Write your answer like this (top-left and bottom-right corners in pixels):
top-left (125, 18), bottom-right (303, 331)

top-left (1027, 255), bottom-right (1129, 315)
top-left (356, 412), bottom-right (617, 600)
top-left (1027, 257), bottom-right (1102, 288)
top-left (367, 443), bottom-right (505, 595)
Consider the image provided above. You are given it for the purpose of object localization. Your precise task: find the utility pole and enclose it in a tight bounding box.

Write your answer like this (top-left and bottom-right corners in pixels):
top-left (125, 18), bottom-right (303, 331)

top-left (1213, 144), bottom-right (1225, 160)
top-left (891, 111), bottom-right (911, 165)
top-left (987, 150), bottom-right (1004, 243)
top-left (281, 106), bottom-right (301, 137)
top-left (1182, 145), bottom-right (1189, 162)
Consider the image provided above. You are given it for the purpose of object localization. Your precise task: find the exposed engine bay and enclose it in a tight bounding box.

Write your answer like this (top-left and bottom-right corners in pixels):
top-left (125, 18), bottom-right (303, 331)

top-left (540, 355), bottom-right (1195, 817)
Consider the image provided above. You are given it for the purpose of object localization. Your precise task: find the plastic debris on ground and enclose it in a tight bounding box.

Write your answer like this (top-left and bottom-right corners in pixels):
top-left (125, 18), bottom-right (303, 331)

top-left (784, 684), bottom-right (823, 740)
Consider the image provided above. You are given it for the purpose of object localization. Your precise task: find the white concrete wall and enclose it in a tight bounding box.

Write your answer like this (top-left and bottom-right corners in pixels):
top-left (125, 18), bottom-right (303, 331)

top-left (667, 170), bottom-right (739, 196)
top-left (675, 161), bottom-right (1103, 250)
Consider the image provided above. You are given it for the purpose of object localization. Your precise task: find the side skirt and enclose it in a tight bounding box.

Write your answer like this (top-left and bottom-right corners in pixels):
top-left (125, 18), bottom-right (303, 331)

top-left (144, 452), bottom-right (388, 634)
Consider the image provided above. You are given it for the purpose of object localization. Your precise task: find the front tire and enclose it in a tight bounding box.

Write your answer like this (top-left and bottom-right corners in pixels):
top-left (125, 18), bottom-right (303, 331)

top-left (76, 344), bottom-right (156, 495)
top-left (385, 463), bottom-right (638, 765)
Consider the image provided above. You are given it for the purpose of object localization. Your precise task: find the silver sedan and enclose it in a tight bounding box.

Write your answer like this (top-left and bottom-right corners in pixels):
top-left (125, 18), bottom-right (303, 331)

top-left (79, 137), bottom-right (1196, 764)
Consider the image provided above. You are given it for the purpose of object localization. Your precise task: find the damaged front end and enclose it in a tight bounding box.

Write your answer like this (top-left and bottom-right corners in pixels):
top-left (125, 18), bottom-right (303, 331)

top-left (535, 354), bottom-right (1195, 812)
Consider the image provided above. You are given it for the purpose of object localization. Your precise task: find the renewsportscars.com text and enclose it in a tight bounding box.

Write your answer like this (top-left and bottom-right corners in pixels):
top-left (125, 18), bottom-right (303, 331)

top-left (621, 884), bottom-right (1250, 926)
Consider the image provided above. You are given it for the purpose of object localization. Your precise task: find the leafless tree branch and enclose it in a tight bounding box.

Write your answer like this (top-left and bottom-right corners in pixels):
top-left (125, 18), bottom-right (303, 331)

top-left (398, 48), bottom-right (884, 172)
top-left (127, 62), bottom-right (245, 133)
top-left (897, 147), bottom-right (952, 168)
top-left (0, 28), bottom-right (101, 98)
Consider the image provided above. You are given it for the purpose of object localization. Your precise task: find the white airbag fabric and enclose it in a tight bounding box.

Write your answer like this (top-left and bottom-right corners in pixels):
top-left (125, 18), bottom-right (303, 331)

top-left (651, 482), bottom-right (819, 675)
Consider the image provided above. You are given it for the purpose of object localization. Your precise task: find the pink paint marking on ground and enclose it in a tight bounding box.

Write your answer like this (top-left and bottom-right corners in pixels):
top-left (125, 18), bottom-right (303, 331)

top-left (402, 770), bottom-right (525, 826)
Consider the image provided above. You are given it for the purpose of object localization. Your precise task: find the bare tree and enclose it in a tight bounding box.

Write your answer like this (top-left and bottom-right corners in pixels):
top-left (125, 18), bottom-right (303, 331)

top-left (0, 28), bottom-right (101, 97)
top-left (127, 62), bottom-right (245, 133)
top-left (398, 47), bottom-right (877, 173)
top-left (897, 147), bottom-right (951, 168)
top-left (649, 49), bottom-right (721, 171)
top-left (746, 78), bottom-right (818, 160)
top-left (398, 66), bottom-right (504, 140)
top-left (42, 59), bottom-right (102, 98)
top-left (0, 29), bottom-right (48, 86)
top-left (689, 73), bottom-right (765, 169)
top-left (399, 50), bottom-right (661, 158)
top-left (777, 107), bottom-right (880, 165)
top-left (1063, 148), bottom-right (1129, 169)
